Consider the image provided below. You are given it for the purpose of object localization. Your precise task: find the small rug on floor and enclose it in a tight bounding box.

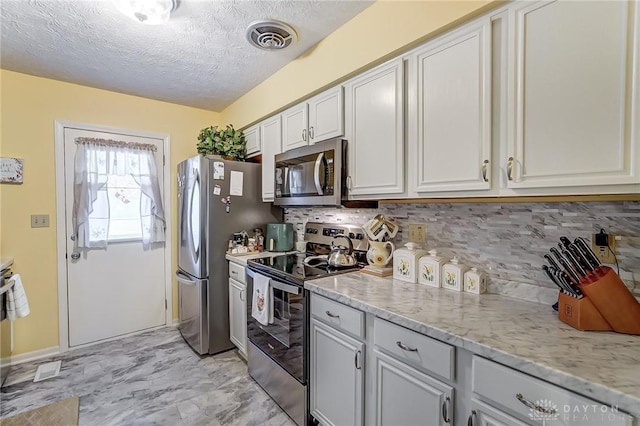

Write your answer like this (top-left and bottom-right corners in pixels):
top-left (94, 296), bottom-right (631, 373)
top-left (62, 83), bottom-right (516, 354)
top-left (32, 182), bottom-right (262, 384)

top-left (0, 396), bottom-right (79, 426)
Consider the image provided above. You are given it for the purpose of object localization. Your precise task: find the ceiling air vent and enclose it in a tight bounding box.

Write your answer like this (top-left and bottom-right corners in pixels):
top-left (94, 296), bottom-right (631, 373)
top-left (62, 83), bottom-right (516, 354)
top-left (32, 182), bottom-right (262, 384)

top-left (246, 20), bottom-right (298, 51)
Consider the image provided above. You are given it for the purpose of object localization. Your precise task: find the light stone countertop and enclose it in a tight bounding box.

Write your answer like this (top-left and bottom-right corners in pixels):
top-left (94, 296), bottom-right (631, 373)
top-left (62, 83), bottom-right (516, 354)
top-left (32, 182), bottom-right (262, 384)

top-left (226, 251), bottom-right (299, 266)
top-left (305, 272), bottom-right (640, 417)
top-left (0, 258), bottom-right (14, 271)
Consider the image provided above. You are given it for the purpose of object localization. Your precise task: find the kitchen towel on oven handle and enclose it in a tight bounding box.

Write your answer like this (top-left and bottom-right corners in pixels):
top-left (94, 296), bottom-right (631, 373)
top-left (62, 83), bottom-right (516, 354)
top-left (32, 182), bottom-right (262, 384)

top-left (251, 272), bottom-right (273, 326)
top-left (5, 274), bottom-right (30, 320)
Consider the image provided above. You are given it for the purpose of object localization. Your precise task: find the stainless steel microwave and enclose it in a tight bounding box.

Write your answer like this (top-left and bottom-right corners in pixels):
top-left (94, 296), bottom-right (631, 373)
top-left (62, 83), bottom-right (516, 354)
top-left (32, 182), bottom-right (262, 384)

top-left (274, 138), bottom-right (346, 206)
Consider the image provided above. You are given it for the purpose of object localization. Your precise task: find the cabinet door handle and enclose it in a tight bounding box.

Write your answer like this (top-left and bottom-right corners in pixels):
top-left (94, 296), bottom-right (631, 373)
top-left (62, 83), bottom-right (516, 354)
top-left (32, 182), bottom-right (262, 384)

top-left (396, 341), bottom-right (418, 352)
top-left (506, 156), bottom-right (514, 181)
top-left (302, 129), bottom-right (307, 141)
top-left (516, 393), bottom-right (557, 415)
top-left (346, 176), bottom-right (352, 190)
top-left (325, 310), bottom-right (340, 318)
top-left (467, 410), bottom-right (477, 426)
top-left (442, 396), bottom-right (451, 423)
top-left (482, 159), bottom-right (489, 182)
top-left (240, 290), bottom-right (244, 302)
top-left (354, 350), bottom-right (361, 370)
top-left (309, 126), bottom-right (315, 139)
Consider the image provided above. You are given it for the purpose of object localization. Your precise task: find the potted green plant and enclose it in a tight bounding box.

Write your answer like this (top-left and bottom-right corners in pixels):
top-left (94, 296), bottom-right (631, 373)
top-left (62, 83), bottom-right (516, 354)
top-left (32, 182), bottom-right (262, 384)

top-left (196, 124), bottom-right (246, 161)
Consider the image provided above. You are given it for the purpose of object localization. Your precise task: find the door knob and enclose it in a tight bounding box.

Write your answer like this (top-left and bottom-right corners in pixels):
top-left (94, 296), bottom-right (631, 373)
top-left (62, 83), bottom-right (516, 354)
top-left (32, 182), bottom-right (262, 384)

top-left (70, 252), bottom-right (80, 260)
top-left (70, 234), bottom-right (76, 241)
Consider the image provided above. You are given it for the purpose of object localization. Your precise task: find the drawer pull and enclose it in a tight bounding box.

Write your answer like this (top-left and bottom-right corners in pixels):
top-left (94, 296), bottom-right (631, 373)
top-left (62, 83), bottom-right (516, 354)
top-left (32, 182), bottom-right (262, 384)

top-left (467, 410), bottom-right (476, 426)
top-left (516, 393), bottom-right (557, 415)
top-left (442, 396), bottom-right (451, 423)
top-left (396, 341), bottom-right (418, 352)
top-left (325, 310), bottom-right (340, 318)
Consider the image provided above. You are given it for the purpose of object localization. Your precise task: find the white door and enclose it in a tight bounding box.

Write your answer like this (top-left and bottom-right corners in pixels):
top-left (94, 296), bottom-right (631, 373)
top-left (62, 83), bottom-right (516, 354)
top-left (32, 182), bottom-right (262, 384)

top-left (260, 115), bottom-right (282, 201)
top-left (63, 127), bottom-right (166, 347)
top-left (344, 57), bottom-right (405, 197)
top-left (308, 86), bottom-right (344, 144)
top-left (244, 124), bottom-right (261, 157)
top-left (310, 319), bottom-right (364, 426)
top-left (413, 19), bottom-right (492, 192)
top-left (228, 278), bottom-right (247, 356)
top-left (282, 103), bottom-right (308, 151)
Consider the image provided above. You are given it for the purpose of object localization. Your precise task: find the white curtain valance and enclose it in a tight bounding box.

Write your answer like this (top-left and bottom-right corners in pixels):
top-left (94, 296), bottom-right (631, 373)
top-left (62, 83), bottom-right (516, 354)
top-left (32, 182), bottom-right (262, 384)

top-left (72, 137), bottom-right (165, 248)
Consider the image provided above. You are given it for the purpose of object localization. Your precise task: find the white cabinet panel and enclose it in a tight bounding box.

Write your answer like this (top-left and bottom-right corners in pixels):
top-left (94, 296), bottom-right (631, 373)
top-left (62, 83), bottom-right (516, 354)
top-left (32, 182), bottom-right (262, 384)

top-left (413, 20), bottom-right (492, 192)
top-left (374, 350), bottom-right (454, 426)
top-left (228, 277), bottom-right (247, 357)
top-left (282, 103), bottom-right (308, 151)
top-left (260, 115), bottom-right (282, 201)
top-left (308, 86), bottom-right (344, 144)
top-left (469, 399), bottom-right (528, 426)
top-left (310, 318), bottom-right (364, 426)
top-left (507, 0), bottom-right (639, 189)
top-left (244, 124), bottom-right (260, 157)
top-left (344, 58), bottom-right (405, 196)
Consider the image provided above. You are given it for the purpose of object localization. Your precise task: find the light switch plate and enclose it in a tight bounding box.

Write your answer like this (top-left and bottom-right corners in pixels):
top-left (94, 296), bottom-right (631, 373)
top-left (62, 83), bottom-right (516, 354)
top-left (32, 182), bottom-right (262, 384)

top-left (408, 223), bottom-right (426, 243)
top-left (31, 214), bottom-right (50, 228)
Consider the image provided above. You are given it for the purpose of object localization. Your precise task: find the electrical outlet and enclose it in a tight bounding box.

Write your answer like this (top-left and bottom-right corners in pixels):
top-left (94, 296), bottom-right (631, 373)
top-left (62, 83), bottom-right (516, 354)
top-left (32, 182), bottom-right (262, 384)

top-left (408, 223), bottom-right (426, 243)
top-left (591, 232), bottom-right (616, 264)
top-left (31, 214), bottom-right (50, 228)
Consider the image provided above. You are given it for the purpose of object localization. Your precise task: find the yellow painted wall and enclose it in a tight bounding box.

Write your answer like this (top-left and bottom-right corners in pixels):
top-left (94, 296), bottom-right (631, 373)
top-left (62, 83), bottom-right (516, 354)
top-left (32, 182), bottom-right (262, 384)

top-left (221, 0), bottom-right (499, 128)
top-left (0, 70), bottom-right (217, 355)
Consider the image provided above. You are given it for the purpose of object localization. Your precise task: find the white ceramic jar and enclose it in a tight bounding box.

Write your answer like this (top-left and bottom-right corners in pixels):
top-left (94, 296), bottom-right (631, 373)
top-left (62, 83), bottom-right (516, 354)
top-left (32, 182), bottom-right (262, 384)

top-left (464, 267), bottom-right (487, 294)
top-left (418, 250), bottom-right (448, 288)
top-left (393, 243), bottom-right (428, 283)
top-left (441, 257), bottom-right (468, 292)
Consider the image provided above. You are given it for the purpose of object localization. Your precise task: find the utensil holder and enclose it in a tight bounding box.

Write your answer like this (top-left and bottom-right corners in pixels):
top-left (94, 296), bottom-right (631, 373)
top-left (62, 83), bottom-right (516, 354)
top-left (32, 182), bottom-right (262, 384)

top-left (578, 267), bottom-right (640, 335)
top-left (557, 293), bottom-right (612, 331)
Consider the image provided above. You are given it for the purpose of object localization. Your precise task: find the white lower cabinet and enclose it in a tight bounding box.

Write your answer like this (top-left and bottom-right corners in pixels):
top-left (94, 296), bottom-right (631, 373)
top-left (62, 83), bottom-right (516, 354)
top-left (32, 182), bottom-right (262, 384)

top-left (310, 318), bottom-right (364, 426)
top-left (228, 262), bottom-right (247, 357)
top-left (374, 349), bottom-right (454, 426)
top-left (468, 399), bottom-right (528, 426)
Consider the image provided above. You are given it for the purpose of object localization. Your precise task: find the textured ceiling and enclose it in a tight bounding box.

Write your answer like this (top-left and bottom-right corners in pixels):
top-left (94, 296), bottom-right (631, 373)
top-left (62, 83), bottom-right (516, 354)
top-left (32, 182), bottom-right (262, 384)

top-left (0, 0), bottom-right (373, 111)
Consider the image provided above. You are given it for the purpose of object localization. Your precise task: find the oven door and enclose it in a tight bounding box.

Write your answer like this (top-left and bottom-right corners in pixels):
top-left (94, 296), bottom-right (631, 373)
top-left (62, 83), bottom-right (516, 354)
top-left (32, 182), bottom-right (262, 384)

top-left (247, 269), bottom-right (306, 384)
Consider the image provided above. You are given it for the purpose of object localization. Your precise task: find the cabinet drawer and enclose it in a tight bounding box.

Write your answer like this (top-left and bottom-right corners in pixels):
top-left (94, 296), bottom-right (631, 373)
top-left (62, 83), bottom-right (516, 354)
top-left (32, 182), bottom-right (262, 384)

top-left (472, 356), bottom-right (633, 426)
top-left (311, 294), bottom-right (364, 339)
top-left (373, 317), bottom-right (454, 381)
top-left (228, 262), bottom-right (246, 284)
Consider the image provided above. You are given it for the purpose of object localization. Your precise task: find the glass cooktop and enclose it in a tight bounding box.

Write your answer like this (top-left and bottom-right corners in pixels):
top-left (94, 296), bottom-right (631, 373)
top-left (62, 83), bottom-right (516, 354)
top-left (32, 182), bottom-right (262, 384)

top-left (247, 253), bottom-right (362, 286)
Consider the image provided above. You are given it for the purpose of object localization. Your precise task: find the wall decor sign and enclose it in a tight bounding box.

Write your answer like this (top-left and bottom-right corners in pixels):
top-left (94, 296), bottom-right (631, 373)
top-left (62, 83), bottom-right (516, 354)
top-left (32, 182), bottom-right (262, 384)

top-left (0, 157), bottom-right (24, 183)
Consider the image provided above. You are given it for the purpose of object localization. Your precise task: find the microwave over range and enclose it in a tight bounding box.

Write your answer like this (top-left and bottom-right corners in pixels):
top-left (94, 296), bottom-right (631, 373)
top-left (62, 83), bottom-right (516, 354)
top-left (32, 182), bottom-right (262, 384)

top-left (274, 138), bottom-right (346, 207)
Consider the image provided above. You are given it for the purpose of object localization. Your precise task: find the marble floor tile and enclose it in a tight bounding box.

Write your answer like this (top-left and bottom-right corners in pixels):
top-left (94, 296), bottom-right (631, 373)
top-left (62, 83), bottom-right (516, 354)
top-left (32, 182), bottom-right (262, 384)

top-left (0, 327), bottom-right (296, 426)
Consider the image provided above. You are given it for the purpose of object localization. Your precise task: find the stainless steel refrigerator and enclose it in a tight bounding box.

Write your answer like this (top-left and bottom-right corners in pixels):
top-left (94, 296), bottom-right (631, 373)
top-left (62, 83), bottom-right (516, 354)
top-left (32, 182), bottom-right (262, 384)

top-left (176, 155), bottom-right (282, 355)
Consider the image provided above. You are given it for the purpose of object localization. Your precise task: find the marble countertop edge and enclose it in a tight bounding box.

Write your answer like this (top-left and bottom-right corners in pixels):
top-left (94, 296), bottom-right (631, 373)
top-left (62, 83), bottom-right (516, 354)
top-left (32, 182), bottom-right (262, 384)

top-left (304, 277), bottom-right (640, 417)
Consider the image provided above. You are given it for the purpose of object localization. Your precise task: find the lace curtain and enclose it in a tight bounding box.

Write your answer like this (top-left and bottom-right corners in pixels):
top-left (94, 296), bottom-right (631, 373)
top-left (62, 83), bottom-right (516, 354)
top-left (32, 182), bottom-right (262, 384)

top-left (72, 137), bottom-right (165, 248)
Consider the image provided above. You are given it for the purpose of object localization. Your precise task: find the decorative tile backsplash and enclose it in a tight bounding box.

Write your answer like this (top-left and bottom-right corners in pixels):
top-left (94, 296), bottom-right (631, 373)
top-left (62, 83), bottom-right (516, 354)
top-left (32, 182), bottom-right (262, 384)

top-left (285, 201), bottom-right (640, 304)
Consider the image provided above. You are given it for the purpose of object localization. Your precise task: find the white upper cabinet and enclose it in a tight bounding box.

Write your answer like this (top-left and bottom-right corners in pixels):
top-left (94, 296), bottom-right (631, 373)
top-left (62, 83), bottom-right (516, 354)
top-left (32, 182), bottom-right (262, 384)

top-left (505, 0), bottom-right (640, 189)
top-left (344, 58), bottom-right (405, 197)
top-left (244, 124), bottom-right (260, 157)
top-left (308, 86), bottom-right (344, 143)
top-left (282, 103), bottom-right (308, 151)
top-left (260, 115), bottom-right (282, 202)
top-left (411, 19), bottom-right (492, 193)
top-left (282, 86), bottom-right (344, 151)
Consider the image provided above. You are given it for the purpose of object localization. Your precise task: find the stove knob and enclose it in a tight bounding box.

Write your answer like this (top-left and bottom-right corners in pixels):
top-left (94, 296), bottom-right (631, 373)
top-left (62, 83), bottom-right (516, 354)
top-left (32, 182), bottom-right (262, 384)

top-left (348, 232), bottom-right (355, 239)
top-left (356, 233), bottom-right (364, 240)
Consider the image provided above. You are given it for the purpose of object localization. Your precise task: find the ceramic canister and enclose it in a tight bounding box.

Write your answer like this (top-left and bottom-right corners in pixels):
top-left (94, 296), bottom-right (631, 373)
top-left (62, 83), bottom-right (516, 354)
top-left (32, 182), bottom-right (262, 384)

top-left (393, 243), bottom-right (428, 283)
top-left (441, 257), bottom-right (468, 292)
top-left (418, 250), bottom-right (449, 288)
top-left (464, 267), bottom-right (487, 294)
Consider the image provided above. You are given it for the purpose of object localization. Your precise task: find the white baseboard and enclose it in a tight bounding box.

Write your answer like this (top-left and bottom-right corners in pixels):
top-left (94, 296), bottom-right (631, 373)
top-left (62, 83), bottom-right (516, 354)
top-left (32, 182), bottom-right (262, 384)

top-left (172, 318), bottom-right (180, 327)
top-left (7, 346), bottom-right (60, 367)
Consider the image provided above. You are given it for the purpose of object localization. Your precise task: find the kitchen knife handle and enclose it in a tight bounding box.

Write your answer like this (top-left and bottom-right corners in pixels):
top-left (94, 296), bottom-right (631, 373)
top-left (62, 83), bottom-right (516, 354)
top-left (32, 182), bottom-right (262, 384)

top-left (550, 247), bottom-right (580, 284)
top-left (575, 238), bottom-right (601, 267)
top-left (560, 236), bottom-right (572, 248)
top-left (506, 157), bottom-right (514, 181)
top-left (544, 254), bottom-right (562, 272)
top-left (482, 160), bottom-right (489, 182)
top-left (567, 243), bottom-right (594, 273)
top-left (562, 248), bottom-right (587, 278)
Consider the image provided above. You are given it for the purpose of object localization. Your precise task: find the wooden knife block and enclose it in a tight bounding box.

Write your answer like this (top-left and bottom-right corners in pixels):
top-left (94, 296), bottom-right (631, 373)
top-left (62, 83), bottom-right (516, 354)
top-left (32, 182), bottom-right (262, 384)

top-left (558, 267), bottom-right (640, 335)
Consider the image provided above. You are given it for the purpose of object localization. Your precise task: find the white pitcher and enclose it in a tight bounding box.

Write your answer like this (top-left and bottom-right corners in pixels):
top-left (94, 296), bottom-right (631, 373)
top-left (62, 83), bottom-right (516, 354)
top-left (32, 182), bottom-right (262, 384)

top-left (367, 240), bottom-right (395, 267)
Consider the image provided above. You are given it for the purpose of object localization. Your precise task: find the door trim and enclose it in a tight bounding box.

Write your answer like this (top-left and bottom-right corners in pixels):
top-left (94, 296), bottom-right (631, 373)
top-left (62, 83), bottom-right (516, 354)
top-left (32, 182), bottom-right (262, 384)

top-left (54, 120), bottom-right (172, 353)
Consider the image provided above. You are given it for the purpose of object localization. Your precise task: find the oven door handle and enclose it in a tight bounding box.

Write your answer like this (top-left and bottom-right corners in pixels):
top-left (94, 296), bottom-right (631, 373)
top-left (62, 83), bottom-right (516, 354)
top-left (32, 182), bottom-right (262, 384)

top-left (247, 269), bottom-right (301, 295)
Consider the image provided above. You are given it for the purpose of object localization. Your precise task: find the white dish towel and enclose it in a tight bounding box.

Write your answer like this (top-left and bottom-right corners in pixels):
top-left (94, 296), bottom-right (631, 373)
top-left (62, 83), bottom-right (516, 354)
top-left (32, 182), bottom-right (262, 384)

top-left (251, 272), bottom-right (273, 326)
top-left (6, 274), bottom-right (30, 320)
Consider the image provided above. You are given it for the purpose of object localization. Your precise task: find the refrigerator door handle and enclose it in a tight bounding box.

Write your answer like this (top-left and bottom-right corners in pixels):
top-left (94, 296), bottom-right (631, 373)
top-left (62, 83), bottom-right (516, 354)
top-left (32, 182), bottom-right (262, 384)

top-left (175, 270), bottom-right (197, 286)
